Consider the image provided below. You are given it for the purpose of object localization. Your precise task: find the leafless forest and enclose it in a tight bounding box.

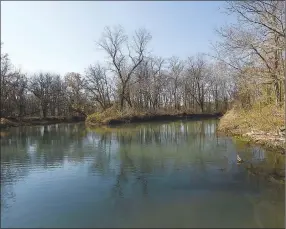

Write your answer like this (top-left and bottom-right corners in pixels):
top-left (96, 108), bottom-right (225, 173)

top-left (1, 1), bottom-right (285, 119)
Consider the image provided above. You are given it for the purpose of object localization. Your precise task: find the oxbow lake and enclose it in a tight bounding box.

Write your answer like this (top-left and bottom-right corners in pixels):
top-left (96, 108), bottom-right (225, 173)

top-left (1, 120), bottom-right (285, 228)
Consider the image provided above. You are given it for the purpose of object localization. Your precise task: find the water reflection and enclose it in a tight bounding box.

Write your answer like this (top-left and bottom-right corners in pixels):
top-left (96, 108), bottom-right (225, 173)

top-left (1, 120), bottom-right (285, 228)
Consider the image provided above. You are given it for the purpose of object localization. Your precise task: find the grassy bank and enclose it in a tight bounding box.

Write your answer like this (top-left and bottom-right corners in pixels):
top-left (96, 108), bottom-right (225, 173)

top-left (86, 107), bottom-right (222, 127)
top-left (0, 116), bottom-right (85, 128)
top-left (218, 104), bottom-right (285, 153)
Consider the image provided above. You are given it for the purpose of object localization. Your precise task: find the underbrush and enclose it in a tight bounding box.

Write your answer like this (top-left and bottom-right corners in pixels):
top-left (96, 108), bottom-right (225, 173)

top-left (86, 107), bottom-right (163, 125)
top-left (86, 106), bottom-right (221, 126)
top-left (218, 104), bottom-right (285, 152)
top-left (218, 104), bottom-right (284, 134)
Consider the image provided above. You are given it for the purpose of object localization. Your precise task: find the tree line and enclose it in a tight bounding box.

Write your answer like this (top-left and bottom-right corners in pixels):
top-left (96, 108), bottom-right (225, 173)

top-left (1, 1), bottom-right (284, 119)
top-left (0, 39), bottom-right (233, 118)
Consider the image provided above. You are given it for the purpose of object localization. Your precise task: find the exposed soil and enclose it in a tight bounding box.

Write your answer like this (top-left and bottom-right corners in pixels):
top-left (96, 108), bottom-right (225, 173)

top-left (0, 116), bottom-right (86, 128)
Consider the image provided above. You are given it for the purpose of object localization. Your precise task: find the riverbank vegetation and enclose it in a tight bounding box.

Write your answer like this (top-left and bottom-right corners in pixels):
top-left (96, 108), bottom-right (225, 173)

top-left (1, 40), bottom-right (233, 123)
top-left (215, 1), bottom-right (285, 150)
top-left (219, 105), bottom-right (284, 151)
top-left (86, 106), bottom-right (222, 126)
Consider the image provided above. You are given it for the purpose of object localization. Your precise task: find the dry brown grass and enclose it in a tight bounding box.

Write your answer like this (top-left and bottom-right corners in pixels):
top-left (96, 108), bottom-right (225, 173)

top-left (85, 106), bottom-right (217, 126)
top-left (218, 104), bottom-right (285, 151)
top-left (218, 104), bottom-right (284, 134)
top-left (85, 106), bottom-right (143, 125)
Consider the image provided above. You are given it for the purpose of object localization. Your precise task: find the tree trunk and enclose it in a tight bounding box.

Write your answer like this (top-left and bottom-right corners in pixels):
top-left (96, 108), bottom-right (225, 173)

top-left (42, 105), bottom-right (47, 118)
top-left (120, 94), bottom-right (124, 111)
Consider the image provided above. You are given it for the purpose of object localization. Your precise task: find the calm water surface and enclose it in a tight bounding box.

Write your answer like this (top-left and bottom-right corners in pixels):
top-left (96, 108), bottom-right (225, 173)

top-left (1, 120), bottom-right (285, 228)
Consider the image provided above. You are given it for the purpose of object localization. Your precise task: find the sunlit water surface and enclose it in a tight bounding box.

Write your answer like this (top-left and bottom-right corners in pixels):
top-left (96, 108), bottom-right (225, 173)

top-left (1, 120), bottom-right (285, 228)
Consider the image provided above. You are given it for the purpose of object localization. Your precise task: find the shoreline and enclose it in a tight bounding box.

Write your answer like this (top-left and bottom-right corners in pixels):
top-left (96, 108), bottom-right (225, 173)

top-left (217, 106), bottom-right (285, 154)
top-left (217, 106), bottom-right (285, 183)
top-left (217, 130), bottom-right (285, 154)
top-left (2, 113), bottom-right (284, 183)
top-left (86, 112), bottom-right (223, 126)
top-left (217, 130), bottom-right (285, 184)
top-left (0, 116), bottom-right (86, 129)
top-left (1, 113), bottom-right (222, 128)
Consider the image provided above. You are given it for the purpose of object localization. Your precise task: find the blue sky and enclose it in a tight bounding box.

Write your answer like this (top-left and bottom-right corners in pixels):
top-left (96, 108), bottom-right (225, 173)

top-left (1, 1), bottom-right (235, 75)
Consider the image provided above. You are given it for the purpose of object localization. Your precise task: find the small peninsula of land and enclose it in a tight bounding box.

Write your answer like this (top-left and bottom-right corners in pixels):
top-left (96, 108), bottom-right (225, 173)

top-left (85, 107), bottom-right (222, 127)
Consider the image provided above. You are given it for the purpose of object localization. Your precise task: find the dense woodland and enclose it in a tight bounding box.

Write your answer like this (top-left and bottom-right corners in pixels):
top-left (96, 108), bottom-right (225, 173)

top-left (1, 1), bottom-right (285, 119)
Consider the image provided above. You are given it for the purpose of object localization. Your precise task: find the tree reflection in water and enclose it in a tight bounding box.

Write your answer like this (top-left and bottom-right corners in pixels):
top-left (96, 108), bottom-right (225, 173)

top-left (86, 119), bottom-right (250, 198)
top-left (1, 120), bottom-right (284, 220)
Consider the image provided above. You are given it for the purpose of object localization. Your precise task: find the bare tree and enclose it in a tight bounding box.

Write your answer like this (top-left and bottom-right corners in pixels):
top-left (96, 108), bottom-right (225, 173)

top-left (168, 56), bottom-right (184, 110)
top-left (29, 72), bottom-right (55, 118)
top-left (2, 24), bottom-right (239, 120)
top-left (84, 63), bottom-right (112, 110)
top-left (65, 72), bottom-right (91, 117)
top-left (12, 72), bottom-right (28, 117)
top-left (97, 25), bottom-right (152, 110)
top-left (147, 56), bottom-right (166, 110)
top-left (130, 56), bottom-right (166, 111)
top-left (1, 45), bottom-right (16, 117)
top-left (213, 1), bottom-right (285, 107)
top-left (50, 75), bottom-right (67, 116)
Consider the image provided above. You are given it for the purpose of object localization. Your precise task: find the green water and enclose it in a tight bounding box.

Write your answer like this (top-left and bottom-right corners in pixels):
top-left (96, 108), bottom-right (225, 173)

top-left (1, 120), bottom-right (285, 228)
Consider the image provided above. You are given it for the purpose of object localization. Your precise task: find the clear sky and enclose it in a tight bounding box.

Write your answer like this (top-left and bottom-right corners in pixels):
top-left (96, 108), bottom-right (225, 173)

top-left (1, 1), bottom-right (235, 76)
